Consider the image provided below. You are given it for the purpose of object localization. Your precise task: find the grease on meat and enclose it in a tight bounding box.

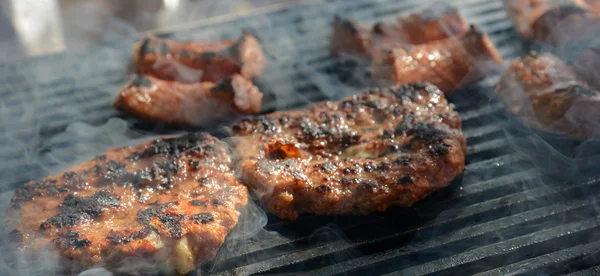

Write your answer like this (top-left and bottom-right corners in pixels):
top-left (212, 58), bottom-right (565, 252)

top-left (497, 52), bottom-right (600, 137)
top-left (135, 31), bottom-right (267, 83)
top-left (114, 74), bottom-right (263, 126)
top-left (5, 133), bottom-right (248, 274)
top-left (372, 26), bottom-right (503, 94)
top-left (232, 83), bottom-right (466, 220)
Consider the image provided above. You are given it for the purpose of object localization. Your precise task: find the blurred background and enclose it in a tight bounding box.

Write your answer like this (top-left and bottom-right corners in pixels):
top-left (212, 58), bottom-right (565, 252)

top-left (0, 0), bottom-right (298, 61)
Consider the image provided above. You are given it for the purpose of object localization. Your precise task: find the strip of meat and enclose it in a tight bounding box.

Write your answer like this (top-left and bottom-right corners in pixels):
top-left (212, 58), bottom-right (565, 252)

top-left (114, 74), bottom-right (263, 126)
top-left (134, 31), bottom-right (267, 83)
top-left (231, 82), bottom-right (466, 220)
top-left (496, 52), bottom-right (600, 138)
top-left (4, 132), bottom-right (248, 274)
top-left (329, 6), bottom-right (469, 58)
top-left (372, 26), bottom-right (503, 94)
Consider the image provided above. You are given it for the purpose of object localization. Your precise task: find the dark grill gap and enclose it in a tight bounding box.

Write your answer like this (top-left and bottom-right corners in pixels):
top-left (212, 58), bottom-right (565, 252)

top-left (1, 0), bottom-right (599, 275)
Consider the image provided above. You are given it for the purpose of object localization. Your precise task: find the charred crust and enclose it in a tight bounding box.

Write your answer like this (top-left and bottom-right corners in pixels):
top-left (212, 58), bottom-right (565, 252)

top-left (398, 174), bottom-right (413, 184)
top-left (189, 160), bottom-right (201, 170)
top-left (212, 199), bottom-right (224, 205)
top-left (358, 180), bottom-right (378, 190)
top-left (394, 157), bottom-right (411, 166)
top-left (136, 132), bottom-right (211, 159)
top-left (107, 226), bottom-right (151, 245)
top-left (364, 163), bottom-right (375, 172)
top-left (199, 178), bottom-right (209, 185)
top-left (190, 213), bottom-right (215, 224)
top-left (379, 162), bottom-right (391, 171)
top-left (395, 114), bottom-right (416, 135)
top-left (41, 191), bottom-right (119, 229)
top-left (53, 231), bottom-right (91, 249)
top-left (159, 213), bottom-right (185, 239)
top-left (11, 180), bottom-right (69, 208)
top-left (316, 185), bottom-right (332, 193)
top-left (429, 143), bottom-right (450, 155)
top-left (137, 202), bottom-right (173, 225)
top-left (407, 122), bottom-right (449, 145)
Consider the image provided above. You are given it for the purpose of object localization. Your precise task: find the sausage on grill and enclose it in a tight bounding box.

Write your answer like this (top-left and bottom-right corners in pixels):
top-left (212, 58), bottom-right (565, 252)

top-left (231, 82), bottom-right (466, 220)
top-left (135, 31), bottom-right (267, 83)
top-left (4, 132), bottom-right (248, 274)
top-left (372, 26), bottom-right (503, 94)
top-left (329, 6), bottom-right (469, 58)
top-left (114, 74), bottom-right (263, 126)
top-left (496, 52), bottom-right (600, 137)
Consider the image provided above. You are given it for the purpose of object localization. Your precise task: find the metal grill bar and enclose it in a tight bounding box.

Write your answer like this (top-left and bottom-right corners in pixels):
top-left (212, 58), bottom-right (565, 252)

top-left (1, 0), bottom-right (600, 275)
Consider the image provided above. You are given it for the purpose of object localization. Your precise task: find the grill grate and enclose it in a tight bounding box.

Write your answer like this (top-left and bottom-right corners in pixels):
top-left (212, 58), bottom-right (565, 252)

top-left (1, 0), bottom-right (600, 275)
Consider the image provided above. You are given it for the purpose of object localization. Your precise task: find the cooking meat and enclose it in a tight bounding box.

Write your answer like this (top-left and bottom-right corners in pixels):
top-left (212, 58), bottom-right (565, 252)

top-left (329, 6), bottom-right (469, 58)
top-left (4, 132), bottom-right (248, 274)
top-left (134, 31), bottom-right (267, 83)
top-left (372, 25), bottom-right (503, 94)
top-left (114, 74), bottom-right (263, 126)
top-left (231, 82), bottom-right (466, 220)
top-left (574, 47), bottom-right (600, 90)
top-left (504, 0), bottom-right (600, 46)
top-left (496, 51), bottom-right (600, 137)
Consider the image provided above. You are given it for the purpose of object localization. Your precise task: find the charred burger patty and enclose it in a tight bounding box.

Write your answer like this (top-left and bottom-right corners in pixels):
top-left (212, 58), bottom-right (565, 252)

top-left (5, 132), bottom-right (248, 274)
top-left (231, 82), bottom-right (466, 220)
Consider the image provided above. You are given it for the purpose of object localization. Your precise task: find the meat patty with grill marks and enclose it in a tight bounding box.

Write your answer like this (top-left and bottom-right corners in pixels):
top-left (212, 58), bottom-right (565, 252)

top-left (231, 82), bottom-right (466, 220)
top-left (134, 31), bottom-right (267, 83)
top-left (4, 132), bottom-right (248, 274)
top-left (114, 74), bottom-right (263, 126)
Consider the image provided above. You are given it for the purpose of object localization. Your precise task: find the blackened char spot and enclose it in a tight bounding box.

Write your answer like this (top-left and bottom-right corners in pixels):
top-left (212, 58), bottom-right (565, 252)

top-left (191, 200), bottom-right (207, 206)
top-left (316, 185), bottom-right (332, 193)
top-left (136, 132), bottom-right (210, 159)
top-left (399, 174), bottom-right (413, 184)
top-left (11, 180), bottom-right (69, 208)
top-left (137, 202), bottom-right (173, 225)
top-left (190, 213), bottom-right (215, 224)
top-left (408, 122), bottom-right (449, 145)
top-left (395, 114), bottom-right (416, 135)
top-left (53, 230), bottom-right (92, 249)
top-left (159, 213), bottom-right (185, 239)
top-left (430, 143), bottom-right (450, 155)
top-left (107, 226), bottom-right (151, 245)
top-left (41, 190), bottom-right (119, 229)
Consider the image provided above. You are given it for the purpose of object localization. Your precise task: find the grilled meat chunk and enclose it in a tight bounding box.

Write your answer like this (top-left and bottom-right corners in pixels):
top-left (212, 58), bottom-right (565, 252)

top-left (231, 83), bottom-right (466, 220)
top-left (114, 74), bottom-right (263, 126)
top-left (135, 31), bottom-right (267, 83)
top-left (5, 133), bottom-right (248, 274)
top-left (497, 52), bottom-right (600, 137)
top-left (329, 6), bottom-right (469, 58)
top-left (504, 0), bottom-right (600, 46)
top-left (372, 26), bottom-right (503, 94)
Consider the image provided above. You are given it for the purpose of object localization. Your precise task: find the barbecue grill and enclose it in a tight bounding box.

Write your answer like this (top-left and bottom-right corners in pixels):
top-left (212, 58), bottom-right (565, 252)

top-left (2, 0), bottom-right (600, 275)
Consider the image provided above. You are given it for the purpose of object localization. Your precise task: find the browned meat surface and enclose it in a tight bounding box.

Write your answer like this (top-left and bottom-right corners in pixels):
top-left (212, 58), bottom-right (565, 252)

top-left (135, 31), bottom-right (267, 83)
top-left (497, 52), bottom-right (600, 137)
top-left (372, 26), bottom-right (503, 94)
top-left (114, 74), bottom-right (263, 126)
top-left (231, 82), bottom-right (466, 220)
top-left (329, 6), bottom-right (469, 58)
top-left (504, 0), bottom-right (600, 45)
top-left (4, 132), bottom-right (248, 274)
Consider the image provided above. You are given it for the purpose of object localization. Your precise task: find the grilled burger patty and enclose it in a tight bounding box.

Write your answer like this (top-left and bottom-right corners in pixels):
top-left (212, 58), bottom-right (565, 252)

top-left (231, 82), bottom-right (466, 220)
top-left (497, 52), bottom-right (600, 137)
top-left (5, 132), bottom-right (248, 274)
top-left (114, 74), bottom-right (263, 126)
top-left (135, 31), bottom-right (267, 83)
